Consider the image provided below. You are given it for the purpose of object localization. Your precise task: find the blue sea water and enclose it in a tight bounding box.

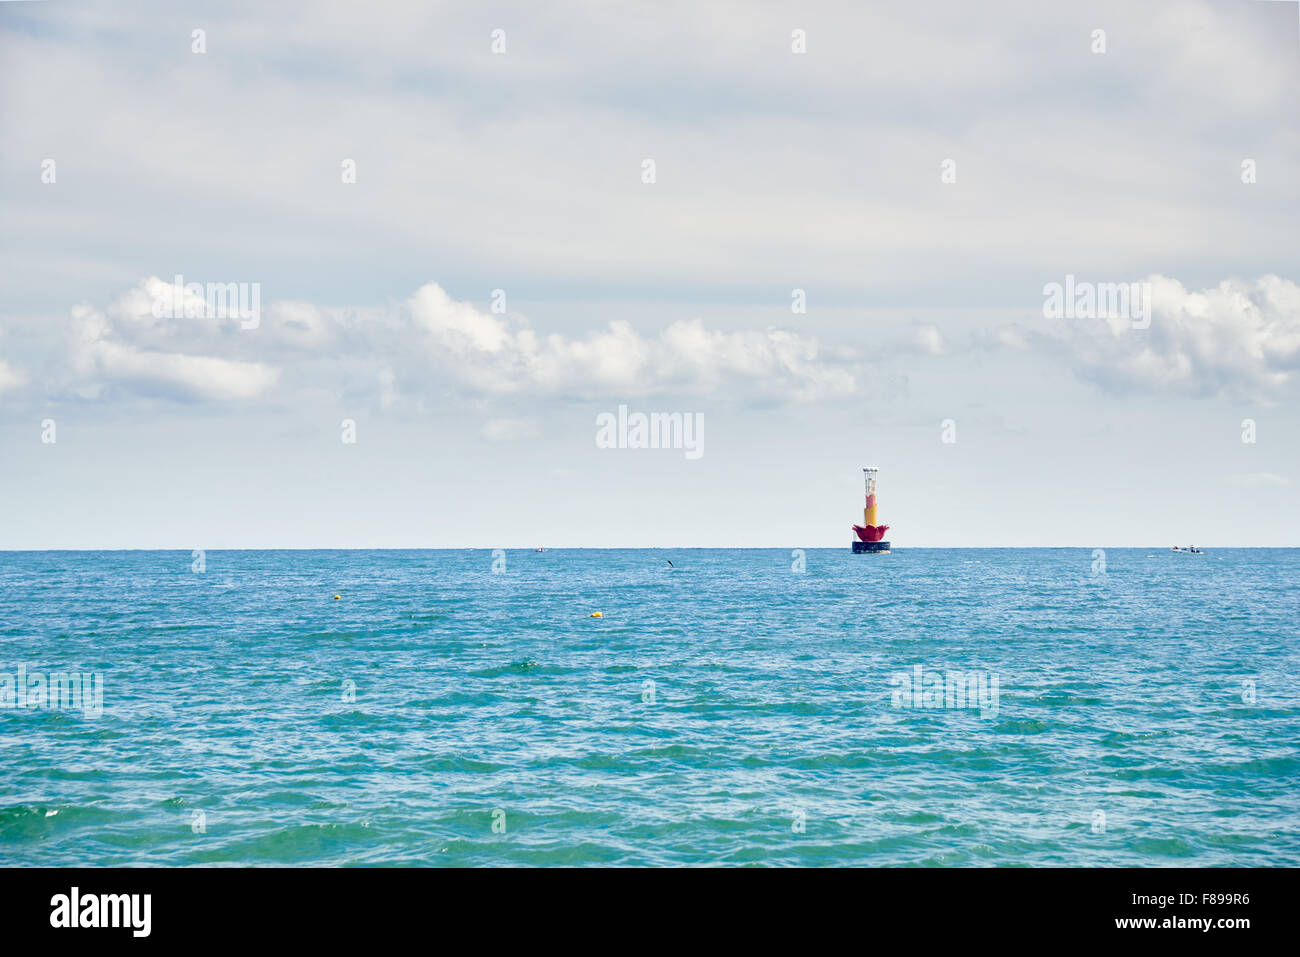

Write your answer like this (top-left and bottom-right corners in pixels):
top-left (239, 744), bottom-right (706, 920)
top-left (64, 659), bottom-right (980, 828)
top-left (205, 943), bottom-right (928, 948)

top-left (1, 548), bottom-right (1297, 867)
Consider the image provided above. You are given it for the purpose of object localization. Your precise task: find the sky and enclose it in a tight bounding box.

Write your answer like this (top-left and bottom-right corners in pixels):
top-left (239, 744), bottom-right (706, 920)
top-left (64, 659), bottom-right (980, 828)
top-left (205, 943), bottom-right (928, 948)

top-left (1, 0), bottom-right (1298, 548)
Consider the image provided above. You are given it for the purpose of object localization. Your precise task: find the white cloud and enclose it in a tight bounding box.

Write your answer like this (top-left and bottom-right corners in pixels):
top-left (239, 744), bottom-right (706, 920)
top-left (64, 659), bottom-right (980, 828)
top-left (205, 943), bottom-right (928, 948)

top-left (14, 278), bottom-right (858, 406)
top-left (404, 282), bottom-right (858, 402)
top-left (4, 1), bottom-right (1295, 307)
top-left (909, 323), bottom-right (946, 356)
top-left (60, 299), bottom-right (279, 402)
top-left (1014, 275), bottom-right (1300, 402)
top-left (0, 358), bottom-right (25, 394)
top-left (14, 273), bottom-right (1300, 408)
top-left (406, 284), bottom-right (855, 400)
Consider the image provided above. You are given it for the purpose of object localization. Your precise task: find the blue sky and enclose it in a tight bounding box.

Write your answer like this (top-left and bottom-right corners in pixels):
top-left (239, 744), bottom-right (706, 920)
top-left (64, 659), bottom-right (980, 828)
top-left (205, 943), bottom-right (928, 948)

top-left (1, 0), bottom-right (1298, 547)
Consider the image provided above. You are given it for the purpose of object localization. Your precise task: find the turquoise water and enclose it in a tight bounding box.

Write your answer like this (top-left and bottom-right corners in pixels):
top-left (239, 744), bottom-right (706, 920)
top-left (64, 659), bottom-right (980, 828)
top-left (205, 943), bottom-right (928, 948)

top-left (1, 548), bottom-right (1297, 867)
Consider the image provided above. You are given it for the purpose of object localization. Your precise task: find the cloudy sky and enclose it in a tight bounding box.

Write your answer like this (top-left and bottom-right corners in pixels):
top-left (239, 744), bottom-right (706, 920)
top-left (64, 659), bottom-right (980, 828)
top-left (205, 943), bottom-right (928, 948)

top-left (1, 0), bottom-right (1297, 548)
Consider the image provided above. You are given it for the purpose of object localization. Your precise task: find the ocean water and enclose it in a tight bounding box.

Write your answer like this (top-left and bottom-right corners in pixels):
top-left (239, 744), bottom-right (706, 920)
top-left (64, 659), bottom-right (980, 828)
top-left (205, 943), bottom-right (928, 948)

top-left (1, 548), bottom-right (1297, 867)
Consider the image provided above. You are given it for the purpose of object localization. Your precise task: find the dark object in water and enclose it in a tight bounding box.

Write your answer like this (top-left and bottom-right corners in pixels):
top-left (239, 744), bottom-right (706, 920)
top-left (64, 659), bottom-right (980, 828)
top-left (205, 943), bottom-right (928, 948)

top-left (852, 540), bottom-right (891, 554)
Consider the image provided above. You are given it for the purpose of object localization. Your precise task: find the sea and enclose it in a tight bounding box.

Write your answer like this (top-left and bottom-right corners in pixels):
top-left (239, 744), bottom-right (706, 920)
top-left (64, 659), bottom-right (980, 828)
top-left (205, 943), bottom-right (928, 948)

top-left (1, 548), bottom-right (1297, 867)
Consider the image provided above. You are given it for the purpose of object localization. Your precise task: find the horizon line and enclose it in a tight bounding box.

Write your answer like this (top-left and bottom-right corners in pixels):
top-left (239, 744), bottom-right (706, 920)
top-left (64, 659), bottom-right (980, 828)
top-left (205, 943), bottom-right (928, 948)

top-left (1, 544), bottom-right (1294, 552)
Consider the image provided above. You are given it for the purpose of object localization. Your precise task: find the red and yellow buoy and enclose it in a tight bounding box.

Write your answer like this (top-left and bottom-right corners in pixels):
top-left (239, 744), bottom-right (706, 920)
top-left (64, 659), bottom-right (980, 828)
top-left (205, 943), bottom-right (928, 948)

top-left (851, 466), bottom-right (891, 553)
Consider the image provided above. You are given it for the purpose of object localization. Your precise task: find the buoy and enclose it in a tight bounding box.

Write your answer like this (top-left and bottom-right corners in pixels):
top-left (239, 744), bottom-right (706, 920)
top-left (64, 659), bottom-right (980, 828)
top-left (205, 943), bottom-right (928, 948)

top-left (589, 611), bottom-right (602, 618)
top-left (851, 466), bottom-right (892, 554)
top-left (333, 595), bottom-right (341, 600)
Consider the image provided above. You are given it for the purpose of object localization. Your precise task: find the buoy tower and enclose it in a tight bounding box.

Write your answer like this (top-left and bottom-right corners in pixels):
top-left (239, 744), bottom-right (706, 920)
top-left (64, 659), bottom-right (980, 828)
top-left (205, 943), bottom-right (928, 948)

top-left (851, 466), bottom-right (891, 554)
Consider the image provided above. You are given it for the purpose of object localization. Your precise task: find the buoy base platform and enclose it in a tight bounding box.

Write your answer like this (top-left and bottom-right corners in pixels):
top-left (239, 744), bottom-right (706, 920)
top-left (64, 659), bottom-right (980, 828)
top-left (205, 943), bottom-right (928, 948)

top-left (852, 540), bottom-right (891, 554)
